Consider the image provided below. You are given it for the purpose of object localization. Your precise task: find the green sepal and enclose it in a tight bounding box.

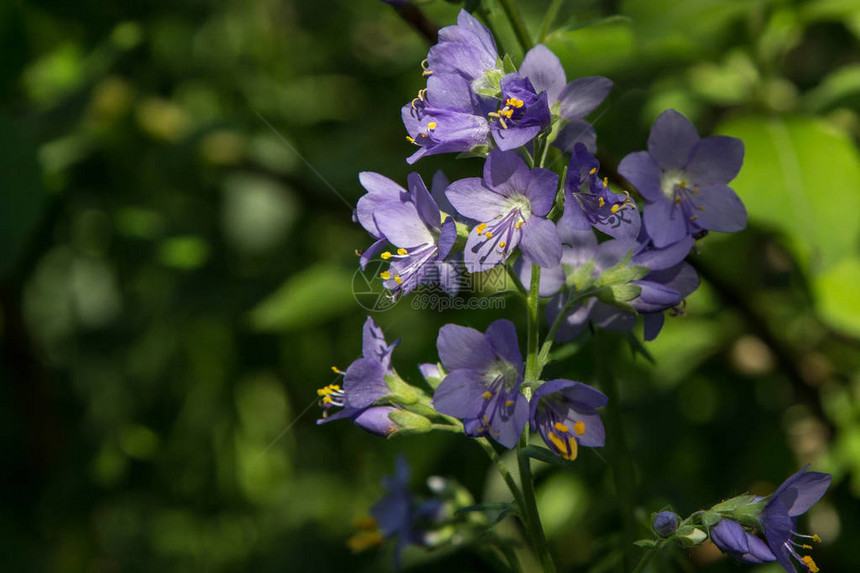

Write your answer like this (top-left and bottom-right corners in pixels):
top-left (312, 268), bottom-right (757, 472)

top-left (565, 259), bottom-right (596, 290)
top-left (701, 510), bottom-right (722, 528)
top-left (624, 332), bottom-right (656, 363)
top-left (595, 284), bottom-right (641, 312)
top-left (634, 539), bottom-right (657, 548)
top-left (387, 410), bottom-right (432, 436)
top-left (421, 361), bottom-right (447, 389)
top-left (474, 69), bottom-right (503, 98)
top-left (674, 525), bottom-right (708, 547)
top-left (384, 374), bottom-right (421, 405)
top-left (457, 145), bottom-right (492, 159)
top-left (711, 493), bottom-right (757, 512)
top-left (502, 54), bottom-right (517, 74)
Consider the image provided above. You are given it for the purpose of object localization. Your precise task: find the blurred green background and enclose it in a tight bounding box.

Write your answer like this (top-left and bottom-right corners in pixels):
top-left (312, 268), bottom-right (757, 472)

top-left (1, 0), bottom-right (859, 571)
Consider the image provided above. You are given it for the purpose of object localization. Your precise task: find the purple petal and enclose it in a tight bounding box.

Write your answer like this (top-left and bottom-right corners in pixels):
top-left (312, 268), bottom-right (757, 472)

top-left (685, 135), bottom-right (744, 185)
top-left (491, 394), bottom-right (528, 449)
top-left (770, 466), bottom-right (832, 517)
top-left (520, 44), bottom-right (567, 104)
top-left (492, 124), bottom-right (542, 151)
top-left (484, 319), bottom-right (523, 372)
top-left (524, 167), bottom-right (558, 217)
top-left (437, 323), bottom-right (496, 371)
top-left (362, 316), bottom-right (397, 368)
top-left (446, 177), bottom-right (508, 221)
top-left (374, 202), bottom-right (435, 248)
top-left (762, 498), bottom-right (796, 572)
top-left (426, 72), bottom-right (478, 113)
top-left (593, 239), bottom-right (632, 272)
top-left (408, 172), bottom-right (441, 231)
top-left (618, 151), bottom-right (662, 202)
top-left (642, 312), bottom-right (665, 341)
top-left (360, 237), bottom-right (387, 270)
top-left (738, 533), bottom-right (776, 564)
top-left (690, 184), bottom-right (748, 233)
top-left (647, 109), bottom-right (700, 170)
top-left (632, 235), bottom-right (693, 270)
top-left (357, 172), bottom-right (407, 236)
top-left (353, 406), bottom-right (399, 436)
top-left (513, 257), bottom-right (565, 297)
top-left (711, 519), bottom-right (750, 555)
top-left (558, 76), bottom-right (613, 119)
top-left (553, 119), bottom-right (597, 154)
top-left (344, 358), bottom-right (389, 408)
top-left (430, 170), bottom-right (457, 218)
top-left (438, 216), bottom-right (457, 260)
top-left (432, 369), bottom-right (489, 418)
top-left (418, 363), bottom-right (441, 381)
top-left (483, 149), bottom-right (530, 197)
top-left (643, 199), bottom-right (689, 248)
top-left (520, 217), bottom-right (563, 268)
top-left (569, 410), bottom-right (605, 447)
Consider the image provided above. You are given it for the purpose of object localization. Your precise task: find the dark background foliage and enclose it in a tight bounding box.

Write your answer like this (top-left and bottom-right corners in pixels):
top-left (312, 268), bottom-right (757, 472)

top-left (1, 0), bottom-right (859, 571)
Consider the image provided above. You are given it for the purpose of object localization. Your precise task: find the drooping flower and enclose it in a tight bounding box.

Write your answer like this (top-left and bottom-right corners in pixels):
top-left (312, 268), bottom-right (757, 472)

top-left (529, 379), bottom-right (607, 461)
top-left (317, 317), bottom-right (401, 434)
top-left (618, 109), bottom-right (747, 247)
top-left (487, 73), bottom-right (551, 151)
top-left (710, 518), bottom-right (777, 565)
top-left (424, 9), bottom-right (499, 87)
top-left (355, 172), bottom-right (408, 269)
top-left (445, 148), bottom-right (561, 272)
top-left (432, 319), bottom-right (528, 448)
top-left (519, 44), bottom-right (613, 153)
top-left (372, 173), bottom-right (457, 297)
top-left (561, 142), bottom-right (640, 240)
top-left (759, 466), bottom-right (831, 573)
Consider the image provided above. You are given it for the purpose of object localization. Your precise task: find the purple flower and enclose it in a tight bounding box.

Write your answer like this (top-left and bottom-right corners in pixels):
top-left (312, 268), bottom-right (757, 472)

top-left (445, 148), bottom-right (562, 272)
top-left (356, 172), bottom-right (457, 297)
top-left (529, 379), bottom-right (607, 460)
top-left (653, 511), bottom-right (680, 537)
top-left (710, 518), bottom-right (777, 565)
top-left (402, 72), bottom-right (492, 164)
top-left (519, 44), bottom-right (612, 153)
top-left (317, 317), bottom-right (400, 435)
top-left (618, 109), bottom-right (747, 247)
top-left (487, 73), bottom-right (551, 151)
top-left (425, 10), bottom-right (499, 86)
top-left (432, 319), bottom-right (529, 448)
top-left (560, 143), bottom-right (640, 240)
top-left (760, 466), bottom-right (831, 573)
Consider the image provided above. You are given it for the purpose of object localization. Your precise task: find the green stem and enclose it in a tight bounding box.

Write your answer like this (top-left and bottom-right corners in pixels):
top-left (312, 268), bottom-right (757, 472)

top-left (496, 540), bottom-right (525, 573)
top-left (631, 542), bottom-right (663, 573)
top-left (476, 3), bottom-right (508, 58)
top-left (476, 437), bottom-right (527, 513)
top-left (537, 288), bottom-right (599, 367)
top-left (598, 333), bottom-right (637, 572)
top-left (524, 265), bottom-right (541, 385)
top-left (506, 261), bottom-right (528, 297)
top-left (497, 0), bottom-right (533, 52)
top-left (539, 0), bottom-right (565, 42)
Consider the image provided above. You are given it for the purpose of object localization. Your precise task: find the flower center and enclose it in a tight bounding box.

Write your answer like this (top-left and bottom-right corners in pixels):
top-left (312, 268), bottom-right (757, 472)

top-left (661, 169), bottom-right (687, 199)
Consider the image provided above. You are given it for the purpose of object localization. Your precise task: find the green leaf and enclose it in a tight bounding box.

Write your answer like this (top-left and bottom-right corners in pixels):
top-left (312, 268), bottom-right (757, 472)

top-left (716, 116), bottom-right (860, 272)
top-left (388, 410), bottom-right (432, 436)
top-left (634, 539), bottom-right (657, 548)
top-left (247, 264), bottom-right (355, 332)
top-left (523, 445), bottom-right (570, 466)
top-left (701, 510), bottom-right (722, 528)
top-left (814, 256), bottom-right (860, 336)
top-left (711, 493), bottom-right (756, 512)
top-left (802, 64), bottom-right (860, 112)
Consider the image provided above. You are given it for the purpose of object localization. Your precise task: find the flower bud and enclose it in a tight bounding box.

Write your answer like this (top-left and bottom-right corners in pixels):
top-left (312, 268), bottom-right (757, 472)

top-left (652, 511), bottom-right (680, 537)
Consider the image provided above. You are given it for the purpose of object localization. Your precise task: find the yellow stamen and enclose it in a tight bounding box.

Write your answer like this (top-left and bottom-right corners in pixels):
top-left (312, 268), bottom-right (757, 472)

top-left (381, 251), bottom-right (392, 260)
top-left (322, 396), bottom-right (332, 404)
top-left (690, 215), bottom-right (699, 221)
top-left (589, 167), bottom-right (597, 175)
top-left (427, 121), bottom-right (437, 130)
top-left (599, 197), bottom-right (605, 207)
top-left (406, 136), bottom-right (415, 144)
top-left (812, 534), bottom-right (822, 543)
top-left (498, 117), bottom-right (507, 130)
top-left (679, 181), bottom-right (687, 188)
top-left (674, 197), bottom-right (682, 204)
top-left (698, 206), bottom-right (705, 211)
top-left (693, 187), bottom-right (699, 194)
top-left (475, 223), bottom-right (487, 235)
top-left (331, 366), bottom-right (343, 374)
top-left (802, 545), bottom-right (812, 550)
top-left (515, 221), bottom-right (524, 229)
top-left (501, 108), bottom-right (514, 119)
top-left (422, 70), bottom-right (433, 77)
top-left (380, 271), bottom-right (391, 280)
top-left (801, 556), bottom-right (819, 573)
top-left (574, 421), bottom-right (585, 435)
top-left (499, 241), bottom-right (506, 248)
top-left (603, 177), bottom-right (608, 187)
top-left (397, 248), bottom-right (408, 255)
top-left (505, 97), bottom-right (524, 108)
top-left (394, 275), bottom-right (402, 285)
top-left (554, 422), bottom-right (570, 433)
top-left (347, 531), bottom-right (384, 553)
top-left (548, 432), bottom-right (579, 461)
top-left (317, 383), bottom-right (341, 395)
top-left (485, 231), bottom-right (493, 238)
top-left (482, 391), bottom-right (492, 400)
top-left (611, 204), bottom-right (621, 214)
top-left (505, 400), bottom-right (514, 407)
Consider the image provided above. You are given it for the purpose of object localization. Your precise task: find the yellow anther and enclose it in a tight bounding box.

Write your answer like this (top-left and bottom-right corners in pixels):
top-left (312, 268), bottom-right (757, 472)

top-left (505, 400), bottom-right (514, 407)
top-left (397, 248), bottom-right (408, 255)
top-left (603, 177), bottom-right (608, 187)
top-left (598, 197), bottom-right (605, 207)
top-left (611, 204), bottom-right (621, 214)
top-left (485, 231), bottom-right (493, 238)
top-left (501, 108), bottom-right (514, 119)
top-left (812, 534), bottom-right (822, 543)
top-left (515, 221), bottom-right (524, 229)
top-left (317, 383), bottom-right (341, 395)
top-left (394, 275), bottom-right (402, 285)
top-left (690, 215), bottom-right (699, 221)
top-left (475, 223), bottom-right (487, 235)
top-left (322, 396), bottom-right (332, 404)
top-left (427, 121), bottom-right (437, 130)
top-left (410, 98), bottom-right (420, 109)
top-left (347, 531), bottom-right (384, 553)
top-left (548, 432), bottom-right (578, 460)
top-left (331, 366), bottom-right (343, 374)
top-left (554, 422), bottom-right (570, 433)
top-left (380, 271), bottom-right (391, 280)
top-left (483, 414), bottom-right (490, 426)
top-left (679, 181), bottom-right (687, 188)
top-left (574, 421), bottom-right (585, 435)
top-left (482, 391), bottom-right (492, 400)
top-left (802, 544), bottom-right (812, 550)
top-left (505, 97), bottom-right (524, 108)
top-left (801, 556), bottom-right (819, 573)
top-left (698, 206), bottom-right (705, 211)
top-left (693, 187), bottom-right (700, 194)
top-left (406, 136), bottom-right (415, 144)
top-left (499, 241), bottom-right (506, 248)
top-left (498, 117), bottom-right (508, 130)
top-left (422, 70), bottom-right (433, 77)
top-left (674, 197), bottom-right (682, 204)
top-left (419, 132), bottom-right (429, 138)
top-left (381, 251), bottom-right (392, 260)
top-left (589, 167), bottom-right (597, 175)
